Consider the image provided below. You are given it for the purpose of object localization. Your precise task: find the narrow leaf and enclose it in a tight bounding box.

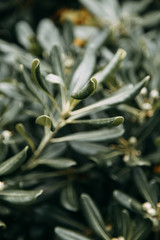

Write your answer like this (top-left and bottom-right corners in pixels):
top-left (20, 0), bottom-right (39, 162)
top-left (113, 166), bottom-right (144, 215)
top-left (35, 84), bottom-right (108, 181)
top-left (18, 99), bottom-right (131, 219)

top-left (93, 48), bottom-right (127, 84)
top-left (46, 74), bottom-right (64, 86)
top-left (55, 227), bottom-right (92, 240)
top-left (69, 116), bottom-right (124, 128)
top-left (0, 189), bottom-right (43, 205)
top-left (71, 78), bottom-right (97, 100)
top-left (81, 193), bottom-right (111, 240)
top-left (0, 146), bottom-right (28, 176)
top-left (70, 76), bottom-right (150, 119)
top-left (31, 58), bottom-right (50, 93)
top-left (51, 126), bottom-right (124, 143)
top-left (35, 115), bottom-right (52, 129)
top-left (16, 123), bottom-right (35, 151)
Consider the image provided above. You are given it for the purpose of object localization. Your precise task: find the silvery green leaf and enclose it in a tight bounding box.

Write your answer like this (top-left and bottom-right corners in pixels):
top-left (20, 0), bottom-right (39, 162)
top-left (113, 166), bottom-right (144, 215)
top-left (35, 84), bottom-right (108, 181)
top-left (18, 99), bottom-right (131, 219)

top-left (69, 116), bottom-right (124, 128)
top-left (35, 115), bottom-right (52, 129)
top-left (87, 29), bottom-right (110, 51)
top-left (0, 146), bottom-right (28, 176)
top-left (60, 184), bottom-right (79, 212)
top-left (0, 189), bottom-right (43, 205)
top-left (37, 19), bottom-right (63, 54)
top-left (134, 168), bottom-right (156, 208)
top-left (55, 227), bottom-right (92, 240)
top-left (52, 126), bottom-right (124, 143)
top-left (0, 220), bottom-right (6, 229)
top-left (50, 45), bottom-right (65, 81)
top-left (141, 11), bottom-right (160, 27)
top-left (70, 142), bottom-right (109, 155)
top-left (69, 47), bottom-right (96, 93)
top-left (81, 194), bottom-right (111, 240)
top-left (130, 219), bottom-right (152, 240)
top-left (113, 190), bottom-right (143, 214)
top-left (71, 78), bottom-right (97, 100)
top-left (27, 158), bottom-right (76, 170)
top-left (0, 141), bottom-right (8, 163)
top-left (46, 74), bottom-right (64, 86)
top-left (15, 20), bottom-right (34, 49)
top-left (16, 123), bottom-right (35, 151)
top-left (93, 48), bottom-right (127, 85)
top-left (122, 0), bottom-right (152, 15)
top-left (70, 76), bottom-right (149, 119)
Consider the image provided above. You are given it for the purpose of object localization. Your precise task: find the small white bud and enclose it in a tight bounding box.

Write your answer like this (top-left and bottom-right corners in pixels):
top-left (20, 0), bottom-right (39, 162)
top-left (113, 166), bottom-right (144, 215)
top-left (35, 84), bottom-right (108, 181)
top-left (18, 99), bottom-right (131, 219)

top-left (142, 202), bottom-right (152, 210)
top-left (2, 130), bottom-right (12, 140)
top-left (142, 103), bottom-right (152, 110)
top-left (65, 56), bottom-right (74, 68)
top-left (129, 136), bottom-right (137, 145)
top-left (150, 89), bottom-right (159, 99)
top-left (140, 87), bottom-right (148, 96)
top-left (123, 155), bottom-right (130, 162)
top-left (147, 208), bottom-right (157, 217)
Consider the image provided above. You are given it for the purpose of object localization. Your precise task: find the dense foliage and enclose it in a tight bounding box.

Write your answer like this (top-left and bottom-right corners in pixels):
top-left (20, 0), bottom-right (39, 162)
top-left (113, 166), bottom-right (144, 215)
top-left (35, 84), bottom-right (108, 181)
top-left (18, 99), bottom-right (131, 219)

top-left (1, 0), bottom-right (160, 239)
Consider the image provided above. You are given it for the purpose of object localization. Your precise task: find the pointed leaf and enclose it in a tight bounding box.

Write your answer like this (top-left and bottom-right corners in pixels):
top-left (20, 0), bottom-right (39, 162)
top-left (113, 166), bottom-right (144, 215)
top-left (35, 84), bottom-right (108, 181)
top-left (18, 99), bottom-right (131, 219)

top-left (55, 227), bottom-right (92, 240)
top-left (70, 142), bottom-right (109, 155)
top-left (69, 116), bottom-right (124, 128)
top-left (0, 189), bottom-right (43, 205)
top-left (0, 146), bottom-right (28, 176)
top-left (31, 58), bottom-right (50, 94)
top-left (70, 76), bottom-right (150, 119)
top-left (60, 184), bottom-right (79, 212)
top-left (81, 194), bottom-right (111, 240)
top-left (50, 45), bottom-right (65, 81)
top-left (71, 78), bottom-right (97, 100)
top-left (93, 48), bottom-right (127, 85)
top-left (70, 47), bottom-right (96, 93)
top-left (51, 126), bottom-right (124, 143)
top-left (16, 123), bottom-right (35, 151)
top-left (35, 115), bottom-right (52, 129)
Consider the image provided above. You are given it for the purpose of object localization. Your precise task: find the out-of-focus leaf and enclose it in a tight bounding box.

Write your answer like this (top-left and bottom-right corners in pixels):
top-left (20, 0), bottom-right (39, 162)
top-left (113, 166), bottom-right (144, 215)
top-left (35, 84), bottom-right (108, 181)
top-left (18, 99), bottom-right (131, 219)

top-left (60, 183), bottom-right (79, 212)
top-left (134, 168), bottom-right (156, 208)
top-left (87, 29), bottom-right (110, 51)
top-left (0, 146), bottom-right (28, 176)
top-left (70, 142), bottom-right (108, 155)
top-left (0, 189), bottom-right (43, 205)
top-left (69, 116), bottom-right (124, 128)
top-left (81, 193), bottom-right (111, 240)
top-left (37, 19), bottom-right (63, 54)
top-left (46, 74), bottom-right (64, 86)
top-left (141, 11), bottom-right (160, 27)
top-left (55, 227), bottom-right (92, 240)
top-left (71, 78), bottom-right (97, 100)
top-left (27, 158), bottom-right (76, 170)
top-left (113, 190), bottom-right (143, 214)
top-left (93, 48), bottom-right (126, 84)
top-left (50, 45), bottom-right (65, 81)
top-left (122, 0), bottom-right (152, 15)
top-left (52, 126), bottom-right (124, 143)
top-left (0, 141), bottom-right (8, 163)
top-left (70, 76), bottom-right (150, 119)
top-left (69, 47), bottom-right (96, 93)
top-left (130, 219), bottom-right (152, 240)
top-left (15, 21), bottom-right (34, 49)
top-left (35, 115), bottom-right (52, 129)
top-left (0, 220), bottom-right (6, 229)
top-left (16, 123), bottom-right (35, 151)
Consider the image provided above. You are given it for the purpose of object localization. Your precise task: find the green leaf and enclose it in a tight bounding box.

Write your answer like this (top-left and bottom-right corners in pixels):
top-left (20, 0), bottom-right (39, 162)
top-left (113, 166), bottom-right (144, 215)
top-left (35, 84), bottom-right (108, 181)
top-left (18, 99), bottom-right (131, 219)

top-left (51, 126), bottom-right (124, 143)
top-left (130, 220), bottom-right (152, 240)
top-left (93, 48), bottom-right (127, 85)
top-left (87, 29), bottom-right (110, 51)
top-left (55, 227), bottom-right (92, 240)
top-left (50, 45), bottom-right (65, 81)
top-left (0, 189), bottom-right (43, 205)
top-left (70, 76), bottom-right (150, 119)
top-left (121, 210), bottom-right (130, 239)
top-left (0, 141), bottom-right (8, 163)
top-left (71, 78), bottom-right (97, 100)
top-left (60, 183), bottom-right (79, 212)
top-left (35, 115), bottom-right (52, 129)
top-left (0, 220), bottom-right (6, 229)
top-left (134, 168), bottom-right (156, 208)
top-left (113, 190), bottom-right (143, 214)
top-left (46, 74), bottom-right (64, 86)
top-left (69, 116), bottom-right (124, 128)
top-left (122, 0), bottom-right (152, 15)
top-left (27, 158), bottom-right (76, 170)
top-left (0, 146), bottom-right (28, 176)
top-left (141, 11), bottom-right (160, 27)
top-left (70, 142), bottom-right (109, 155)
top-left (16, 123), bottom-right (35, 151)
top-left (70, 47), bottom-right (96, 93)
top-left (81, 194), bottom-right (111, 240)
top-left (31, 58), bottom-right (50, 94)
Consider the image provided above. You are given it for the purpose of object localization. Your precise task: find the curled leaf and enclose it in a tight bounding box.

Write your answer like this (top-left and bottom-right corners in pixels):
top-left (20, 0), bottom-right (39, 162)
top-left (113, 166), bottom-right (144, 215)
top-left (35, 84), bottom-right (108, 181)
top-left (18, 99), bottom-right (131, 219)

top-left (35, 115), bottom-right (52, 129)
top-left (71, 78), bottom-right (97, 100)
